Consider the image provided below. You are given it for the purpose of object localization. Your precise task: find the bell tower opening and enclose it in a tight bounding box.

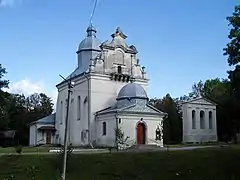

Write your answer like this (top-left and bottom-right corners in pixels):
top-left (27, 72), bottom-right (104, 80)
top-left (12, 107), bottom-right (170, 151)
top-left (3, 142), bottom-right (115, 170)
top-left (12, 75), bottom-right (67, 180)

top-left (117, 66), bottom-right (122, 74)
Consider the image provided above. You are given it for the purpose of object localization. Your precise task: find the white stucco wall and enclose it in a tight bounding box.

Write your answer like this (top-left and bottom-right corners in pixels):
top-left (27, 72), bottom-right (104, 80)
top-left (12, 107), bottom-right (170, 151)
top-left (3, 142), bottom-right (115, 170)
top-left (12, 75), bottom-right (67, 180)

top-left (54, 28), bottom-right (149, 147)
top-left (56, 75), bottom-right (90, 146)
top-left (96, 113), bottom-right (163, 147)
top-left (29, 124), bottom-right (37, 146)
top-left (182, 99), bottom-right (218, 143)
top-left (90, 74), bottom-right (148, 142)
top-left (96, 113), bottom-right (116, 146)
top-left (55, 73), bottom-right (148, 146)
top-left (119, 114), bottom-right (163, 145)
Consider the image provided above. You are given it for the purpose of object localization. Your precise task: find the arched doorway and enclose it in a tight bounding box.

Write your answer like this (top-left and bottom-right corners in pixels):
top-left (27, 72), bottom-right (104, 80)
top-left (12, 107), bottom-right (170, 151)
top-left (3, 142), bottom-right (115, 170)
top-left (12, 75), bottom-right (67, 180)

top-left (137, 123), bottom-right (146, 144)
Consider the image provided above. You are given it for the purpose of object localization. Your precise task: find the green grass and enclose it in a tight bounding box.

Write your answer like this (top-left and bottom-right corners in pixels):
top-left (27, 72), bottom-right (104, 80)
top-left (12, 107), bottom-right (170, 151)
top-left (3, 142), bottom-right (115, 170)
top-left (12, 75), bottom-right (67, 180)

top-left (166, 142), bottom-right (228, 148)
top-left (0, 147), bottom-right (239, 180)
top-left (0, 147), bottom-right (51, 153)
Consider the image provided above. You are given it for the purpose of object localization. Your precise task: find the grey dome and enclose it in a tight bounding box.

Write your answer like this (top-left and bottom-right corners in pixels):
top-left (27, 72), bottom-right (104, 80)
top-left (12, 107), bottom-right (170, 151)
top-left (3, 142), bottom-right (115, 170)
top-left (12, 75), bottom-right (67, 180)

top-left (77, 24), bottom-right (101, 53)
top-left (117, 83), bottom-right (148, 100)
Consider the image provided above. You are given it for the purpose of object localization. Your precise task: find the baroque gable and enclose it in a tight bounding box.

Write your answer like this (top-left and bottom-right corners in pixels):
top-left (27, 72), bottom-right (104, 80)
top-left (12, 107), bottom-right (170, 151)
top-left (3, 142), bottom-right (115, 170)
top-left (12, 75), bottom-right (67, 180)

top-left (89, 27), bottom-right (146, 80)
top-left (100, 27), bottom-right (137, 54)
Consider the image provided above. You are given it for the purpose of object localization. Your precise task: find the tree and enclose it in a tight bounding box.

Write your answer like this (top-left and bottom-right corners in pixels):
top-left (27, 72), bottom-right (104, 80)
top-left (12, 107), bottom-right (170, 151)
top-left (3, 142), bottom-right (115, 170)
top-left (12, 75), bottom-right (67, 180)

top-left (0, 64), bottom-right (9, 90)
top-left (0, 64), bottom-right (10, 130)
top-left (151, 94), bottom-right (182, 144)
top-left (223, 5), bottom-right (240, 100)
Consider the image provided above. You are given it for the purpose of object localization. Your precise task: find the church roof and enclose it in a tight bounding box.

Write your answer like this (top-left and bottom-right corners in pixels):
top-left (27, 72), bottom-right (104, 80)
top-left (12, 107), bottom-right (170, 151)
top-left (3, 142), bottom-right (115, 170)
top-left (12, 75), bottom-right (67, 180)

top-left (95, 103), bottom-right (167, 116)
top-left (77, 24), bottom-right (101, 53)
top-left (117, 83), bottom-right (148, 100)
top-left (30, 113), bottom-right (56, 125)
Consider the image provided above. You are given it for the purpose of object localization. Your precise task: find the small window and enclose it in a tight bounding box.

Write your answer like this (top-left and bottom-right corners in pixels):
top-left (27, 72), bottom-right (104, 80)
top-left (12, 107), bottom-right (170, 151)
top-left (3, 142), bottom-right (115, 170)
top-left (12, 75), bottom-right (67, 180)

top-left (102, 122), bottom-right (106, 136)
top-left (200, 110), bottom-right (205, 129)
top-left (117, 66), bottom-right (122, 74)
top-left (118, 118), bottom-right (121, 124)
top-left (192, 110), bottom-right (196, 129)
top-left (209, 111), bottom-right (213, 129)
top-left (77, 96), bottom-right (81, 120)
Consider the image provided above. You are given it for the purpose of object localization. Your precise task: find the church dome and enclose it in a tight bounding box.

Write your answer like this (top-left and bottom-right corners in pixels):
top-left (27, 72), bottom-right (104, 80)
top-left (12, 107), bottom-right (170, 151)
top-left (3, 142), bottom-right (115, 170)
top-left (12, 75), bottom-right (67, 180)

top-left (77, 24), bottom-right (101, 53)
top-left (117, 83), bottom-right (148, 100)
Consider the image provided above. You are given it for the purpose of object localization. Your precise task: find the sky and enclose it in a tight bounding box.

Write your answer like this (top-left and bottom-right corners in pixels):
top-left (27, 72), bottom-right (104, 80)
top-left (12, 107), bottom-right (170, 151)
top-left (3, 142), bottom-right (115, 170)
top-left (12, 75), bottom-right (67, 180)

top-left (0, 0), bottom-right (238, 106)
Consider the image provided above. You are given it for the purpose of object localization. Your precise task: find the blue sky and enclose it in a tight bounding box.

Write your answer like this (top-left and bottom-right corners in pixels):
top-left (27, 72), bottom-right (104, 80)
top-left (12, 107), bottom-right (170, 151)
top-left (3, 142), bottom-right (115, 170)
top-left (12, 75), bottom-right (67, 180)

top-left (0, 0), bottom-right (237, 102)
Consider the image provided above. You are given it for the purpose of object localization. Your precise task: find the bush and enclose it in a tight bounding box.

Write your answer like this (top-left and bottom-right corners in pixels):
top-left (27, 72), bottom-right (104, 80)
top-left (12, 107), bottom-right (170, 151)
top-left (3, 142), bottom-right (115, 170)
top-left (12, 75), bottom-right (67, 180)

top-left (15, 145), bottom-right (22, 154)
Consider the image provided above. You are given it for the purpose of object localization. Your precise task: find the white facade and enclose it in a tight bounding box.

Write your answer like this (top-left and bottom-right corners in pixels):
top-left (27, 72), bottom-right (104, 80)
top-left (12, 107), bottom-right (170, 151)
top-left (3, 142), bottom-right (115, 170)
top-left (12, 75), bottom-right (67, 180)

top-left (29, 26), bottom-right (166, 147)
top-left (182, 97), bottom-right (218, 143)
top-left (96, 113), bottom-right (164, 147)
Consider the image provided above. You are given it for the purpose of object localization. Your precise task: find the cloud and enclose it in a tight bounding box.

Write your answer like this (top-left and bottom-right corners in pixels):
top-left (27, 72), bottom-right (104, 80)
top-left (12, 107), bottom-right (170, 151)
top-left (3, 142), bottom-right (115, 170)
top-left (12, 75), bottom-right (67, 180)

top-left (4, 79), bottom-right (58, 110)
top-left (0, 0), bottom-right (22, 7)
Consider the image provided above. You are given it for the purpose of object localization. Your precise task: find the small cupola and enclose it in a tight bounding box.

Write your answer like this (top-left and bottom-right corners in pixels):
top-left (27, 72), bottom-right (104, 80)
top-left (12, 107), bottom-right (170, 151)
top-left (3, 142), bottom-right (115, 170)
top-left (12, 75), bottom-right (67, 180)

top-left (117, 83), bottom-right (148, 101)
top-left (77, 24), bottom-right (101, 53)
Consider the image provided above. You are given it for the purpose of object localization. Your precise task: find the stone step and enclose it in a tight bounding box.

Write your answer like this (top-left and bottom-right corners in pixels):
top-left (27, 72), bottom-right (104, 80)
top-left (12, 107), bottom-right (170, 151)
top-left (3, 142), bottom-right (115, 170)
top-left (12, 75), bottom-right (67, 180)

top-left (128, 144), bottom-right (160, 150)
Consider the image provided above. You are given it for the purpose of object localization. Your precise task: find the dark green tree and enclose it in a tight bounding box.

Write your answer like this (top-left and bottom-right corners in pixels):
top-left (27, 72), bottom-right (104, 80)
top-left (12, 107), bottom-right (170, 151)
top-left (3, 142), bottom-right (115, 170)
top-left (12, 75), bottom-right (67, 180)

top-left (151, 94), bottom-right (182, 144)
top-left (223, 5), bottom-right (240, 141)
top-left (224, 5), bottom-right (240, 99)
top-left (0, 64), bottom-right (10, 130)
top-left (0, 64), bottom-right (9, 90)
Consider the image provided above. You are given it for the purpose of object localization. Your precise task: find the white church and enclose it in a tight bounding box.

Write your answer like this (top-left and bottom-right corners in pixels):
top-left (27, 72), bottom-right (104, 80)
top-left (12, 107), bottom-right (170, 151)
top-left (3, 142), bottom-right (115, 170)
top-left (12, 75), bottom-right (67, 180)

top-left (29, 25), bottom-right (218, 147)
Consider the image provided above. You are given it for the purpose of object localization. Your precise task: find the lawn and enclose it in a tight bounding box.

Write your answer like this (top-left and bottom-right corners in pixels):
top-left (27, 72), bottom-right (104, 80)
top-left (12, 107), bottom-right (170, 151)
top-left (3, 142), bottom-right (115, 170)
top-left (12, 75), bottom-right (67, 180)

top-left (0, 146), bottom-right (51, 153)
top-left (0, 147), bottom-right (239, 180)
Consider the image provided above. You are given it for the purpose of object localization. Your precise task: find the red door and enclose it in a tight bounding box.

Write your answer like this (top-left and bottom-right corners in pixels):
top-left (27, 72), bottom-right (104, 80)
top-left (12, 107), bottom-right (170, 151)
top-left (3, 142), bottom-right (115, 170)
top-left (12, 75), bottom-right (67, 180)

top-left (137, 123), bottom-right (145, 144)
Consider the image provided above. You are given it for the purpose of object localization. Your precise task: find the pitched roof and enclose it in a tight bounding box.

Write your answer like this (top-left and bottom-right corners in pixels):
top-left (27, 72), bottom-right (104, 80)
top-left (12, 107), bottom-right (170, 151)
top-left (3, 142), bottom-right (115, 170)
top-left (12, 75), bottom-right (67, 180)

top-left (30, 113), bottom-right (56, 125)
top-left (95, 103), bottom-right (167, 116)
top-left (181, 96), bottom-right (217, 106)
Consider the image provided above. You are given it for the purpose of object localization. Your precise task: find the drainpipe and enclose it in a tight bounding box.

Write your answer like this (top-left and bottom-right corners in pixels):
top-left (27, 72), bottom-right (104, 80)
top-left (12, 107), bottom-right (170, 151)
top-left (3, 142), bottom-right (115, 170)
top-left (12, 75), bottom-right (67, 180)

top-left (83, 72), bottom-right (91, 145)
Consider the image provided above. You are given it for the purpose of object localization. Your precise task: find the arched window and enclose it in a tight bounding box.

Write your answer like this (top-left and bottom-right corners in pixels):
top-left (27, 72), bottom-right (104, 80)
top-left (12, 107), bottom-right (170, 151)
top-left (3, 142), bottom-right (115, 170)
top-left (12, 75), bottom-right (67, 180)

top-left (117, 66), bottom-right (122, 74)
top-left (209, 111), bottom-right (213, 129)
top-left (192, 110), bottom-right (196, 129)
top-left (102, 122), bottom-right (106, 136)
top-left (200, 110), bottom-right (205, 129)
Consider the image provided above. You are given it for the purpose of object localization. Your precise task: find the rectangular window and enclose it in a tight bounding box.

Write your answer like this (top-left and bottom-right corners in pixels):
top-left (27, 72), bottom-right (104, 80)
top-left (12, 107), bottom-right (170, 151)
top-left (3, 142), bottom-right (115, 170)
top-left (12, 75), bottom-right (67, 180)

top-left (60, 101), bottom-right (63, 124)
top-left (102, 122), bottom-right (106, 136)
top-left (77, 96), bottom-right (81, 120)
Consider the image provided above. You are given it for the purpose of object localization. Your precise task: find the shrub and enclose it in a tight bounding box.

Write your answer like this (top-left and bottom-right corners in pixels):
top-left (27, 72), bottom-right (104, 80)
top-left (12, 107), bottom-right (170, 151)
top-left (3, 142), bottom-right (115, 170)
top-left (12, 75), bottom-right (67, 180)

top-left (15, 145), bottom-right (22, 154)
